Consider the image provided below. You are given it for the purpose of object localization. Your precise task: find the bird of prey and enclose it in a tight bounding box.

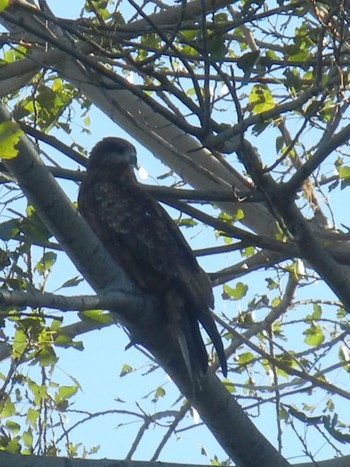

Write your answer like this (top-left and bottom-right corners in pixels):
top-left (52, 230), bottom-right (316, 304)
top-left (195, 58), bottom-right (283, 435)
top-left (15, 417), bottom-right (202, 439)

top-left (78, 137), bottom-right (227, 381)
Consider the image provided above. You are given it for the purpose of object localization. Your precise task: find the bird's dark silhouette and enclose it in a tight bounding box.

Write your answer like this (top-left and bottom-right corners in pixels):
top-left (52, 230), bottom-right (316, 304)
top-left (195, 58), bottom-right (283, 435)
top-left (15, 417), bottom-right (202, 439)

top-left (78, 137), bottom-right (227, 381)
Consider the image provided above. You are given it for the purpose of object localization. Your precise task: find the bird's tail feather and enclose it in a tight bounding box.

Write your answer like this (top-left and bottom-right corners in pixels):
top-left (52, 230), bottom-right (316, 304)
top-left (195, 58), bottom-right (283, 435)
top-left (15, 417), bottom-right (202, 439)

top-left (165, 291), bottom-right (207, 383)
top-left (197, 311), bottom-right (228, 377)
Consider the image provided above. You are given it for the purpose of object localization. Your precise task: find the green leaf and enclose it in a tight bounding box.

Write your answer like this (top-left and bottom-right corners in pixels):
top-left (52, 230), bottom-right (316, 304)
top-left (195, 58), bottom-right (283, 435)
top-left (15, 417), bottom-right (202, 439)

top-left (12, 328), bottom-right (26, 359)
top-left (283, 68), bottom-right (302, 93)
top-left (26, 407), bottom-right (39, 429)
top-left (237, 351), bottom-right (254, 365)
top-left (326, 398), bottom-right (335, 412)
top-left (0, 0), bottom-right (9, 14)
top-left (35, 252), bottom-right (57, 275)
top-left (311, 303), bottom-right (322, 319)
top-left (28, 381), bottom-right (47, 406)
top-left (120, 363), bottom-right (133, 377)
top-left (208, 36), bottom-right (227, 60)
top-left (35, 346), bottom-right (58, 367)
top-left (5, 437), bottom-right (21, 453)
top-left (338, 165), bottom-right (350, 189)
top-left (303, 323), bottom-right (325, 346)
top-left (0, 122), bottom-right (23, 159)
top-left (61, 276), bottom-right (84, 288)
top-left (0, 219), bottom-right (20, 240)
top-left (237, 51), bottom-right (260, 84)
top-left (0, 397), bottom-right (15, 418)
top-left (22, 428), bottom-right (33, 448)
top-left (22, 205), bottom-right (53, 243)
top-left (88, 445), bottom-right (101, 455)
top-left (50, 318), bottom-right (63, 332)
top-left (152, 386), bottom-right (166, 402)
top-left (271, 296), bottom-right (281, 307)
top-left (249, 84), bottom-right (275, 114)
top-left (237, 50), bottom-right (260, 72)
top-left (54, 334), bottom-right (84, 350)
top-left (55, 385), bottom-right (78, 406)
top-left (278, 405), bottom-right (289, 423)
top-left (178, 217), bottom-right (198, 227)
top-left (241, 246), bottom-right (255, 257)
top-left (265, 277), bottom-right (278, 290)
top-left (79, 310), bottom-right (112, 324)
top-left (222, 282), bottom-right (248, 300)
top-left (234, 208), bottom-right (244, 221)
top-left (338, 345), bottom-right (350, 372)
top-left (275, 135), bottom-right (284, 154)
top-left (5, 420), bottom-right (20, 434)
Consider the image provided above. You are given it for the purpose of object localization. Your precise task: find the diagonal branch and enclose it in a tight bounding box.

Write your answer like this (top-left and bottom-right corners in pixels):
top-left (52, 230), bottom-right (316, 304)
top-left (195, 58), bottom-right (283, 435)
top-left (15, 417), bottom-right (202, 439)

top-left (0, 104), bottom-right (290, 466)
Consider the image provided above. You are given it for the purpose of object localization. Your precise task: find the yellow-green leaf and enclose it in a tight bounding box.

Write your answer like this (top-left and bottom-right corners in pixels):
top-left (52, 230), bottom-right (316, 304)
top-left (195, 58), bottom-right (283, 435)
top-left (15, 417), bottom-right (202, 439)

top-left (6, 420), bottom-right (20, 434)
top-left (237, 351), bottom-right (254, 365)
top-left (153, 386), bottom-right (166, 401)
top-left (0, 121), bottom-right (23, 159)
top-left (0, 397), bottom-right (15, 418)
top-left (222, 282), bottom-right (248, 300)
top-left (303, 323), bottom-right (325, 346)
top-left (79, 309), bottom-right (112, 324)
top-left (0, 0), bottom-right (9, 14)
top-left (120, 363), bottom-right (133, 377)
top-left (249, 84), bottom-right (275, 114)
top-left (26, 407), bottom-right (39, 429)
top-left (12, 328), bottom-right (27, 359)
top-left (22, 428), bottom-right (33, 448)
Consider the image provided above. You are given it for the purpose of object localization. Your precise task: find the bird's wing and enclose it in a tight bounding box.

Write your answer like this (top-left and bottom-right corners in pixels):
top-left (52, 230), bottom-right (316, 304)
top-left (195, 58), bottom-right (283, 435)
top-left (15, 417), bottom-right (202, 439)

top-left (80, 175), bottom-right (209, 298)
top-left (79, 172), bottom-right (227, 377)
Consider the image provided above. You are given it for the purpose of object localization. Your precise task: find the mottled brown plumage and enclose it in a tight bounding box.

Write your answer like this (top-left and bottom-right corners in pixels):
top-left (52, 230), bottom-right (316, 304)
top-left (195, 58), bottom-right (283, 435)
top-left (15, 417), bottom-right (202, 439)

top-left (78, 137), bottom-right (227, 380)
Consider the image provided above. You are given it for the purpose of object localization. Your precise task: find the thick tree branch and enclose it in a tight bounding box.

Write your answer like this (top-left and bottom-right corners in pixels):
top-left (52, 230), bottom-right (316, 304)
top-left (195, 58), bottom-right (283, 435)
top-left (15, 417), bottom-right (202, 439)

top-left (0, 104), bottom-right (290, 466)
top-left (0, 449), bottom-right (348, 467)
top-left (0, 289), bottom-right (141, 312)
top-left (0, 1), bottom-right (276, 236)
top-left (286, 122), bottom-right (350, 195)
top-left (236, 139), bottom-right (350, 310)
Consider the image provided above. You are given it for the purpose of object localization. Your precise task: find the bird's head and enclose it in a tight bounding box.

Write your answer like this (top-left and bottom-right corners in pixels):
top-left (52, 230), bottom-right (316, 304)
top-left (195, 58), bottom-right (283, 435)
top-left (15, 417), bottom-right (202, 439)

top-left (88, 137), bottom-right (137, 170)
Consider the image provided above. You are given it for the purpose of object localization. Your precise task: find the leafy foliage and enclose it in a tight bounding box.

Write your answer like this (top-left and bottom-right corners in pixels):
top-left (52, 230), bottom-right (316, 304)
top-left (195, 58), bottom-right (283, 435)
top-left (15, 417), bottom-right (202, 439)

top-left (1, 0), bottom-right (350, 465)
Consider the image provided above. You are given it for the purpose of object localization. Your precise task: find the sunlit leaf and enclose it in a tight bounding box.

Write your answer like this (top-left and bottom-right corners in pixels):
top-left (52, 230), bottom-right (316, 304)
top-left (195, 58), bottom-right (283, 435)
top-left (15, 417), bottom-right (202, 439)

top-left (303, 323), bottom-right (325, 346)
top-left (79, 310), bottom-right (112, 324)
top-left (237, 351), bottom-right (254, 365)
top-left (0, 0), bottom-right (9, 14)
top-left (0, 122), bottom-right (23, 159)
top-left (222, 282), bottom-right (248, 300)
top-left (5, 437), bottom-right (21, 453)
top-left (22, 428), bottom-right (33, 448)
top-left (35, 252), bottom-right (57, 275)
top-left (178, 217), bottom-right (198, 227)
top-left (249, 84), bottom-right (275, 114)
top-left (55, 385), bottom-right (78, 407)
top-left (5, 420), bottom-right (20, 434)
top-left (26, 407), bottom-right (39, 429)
top-left (152, 386), bottom-right (166, 402)
top-left (338, 165), bottom-right (350, 189)
top-left (311, 303), bottom-right (322, 319)
top-left (120, 363), bottom-right (133, 377)
top-left (0, 397), bottom-right (15, 418)
top-left (12, 328), bottom-right (27, 359)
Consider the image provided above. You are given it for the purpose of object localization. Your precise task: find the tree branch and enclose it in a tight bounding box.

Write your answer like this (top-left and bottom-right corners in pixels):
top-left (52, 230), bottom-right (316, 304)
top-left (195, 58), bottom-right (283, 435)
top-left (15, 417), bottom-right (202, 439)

top-left (0, 102), bottom-right (290, 466)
